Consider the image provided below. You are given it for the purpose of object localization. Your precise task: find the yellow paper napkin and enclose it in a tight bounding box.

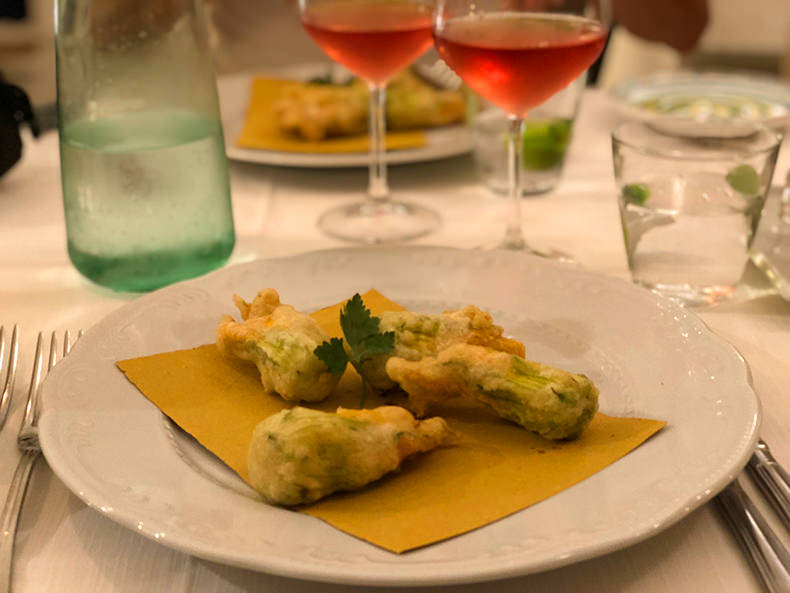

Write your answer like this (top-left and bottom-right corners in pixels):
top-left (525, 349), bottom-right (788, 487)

top-left (236, 78), bottom-right (427, 153)
top-left (117, 289), bottom-right (665, 553)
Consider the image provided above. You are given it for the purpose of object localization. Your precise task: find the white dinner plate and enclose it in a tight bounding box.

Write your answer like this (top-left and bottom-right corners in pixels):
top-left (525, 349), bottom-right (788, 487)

top-left (217, 65), bottom-right (472, 168)
top-left (39, 247), bottom-right (760, 586)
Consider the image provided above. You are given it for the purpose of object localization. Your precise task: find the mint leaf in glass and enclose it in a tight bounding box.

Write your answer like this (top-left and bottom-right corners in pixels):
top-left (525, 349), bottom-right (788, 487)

top-left (726, 164), bottom-right (760, 196)
top-left (522, 118), bottom-right (572, 171)
top-left (623, 183), bottom-right (650, 206)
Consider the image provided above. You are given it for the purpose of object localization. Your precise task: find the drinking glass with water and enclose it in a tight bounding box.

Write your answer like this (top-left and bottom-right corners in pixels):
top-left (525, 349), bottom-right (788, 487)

top-left (612, 121), bottom-right (781, 307)
top-left (56, 0), bottom-right (235, 292)
top-left (470, 73), bottom-right (585, 196)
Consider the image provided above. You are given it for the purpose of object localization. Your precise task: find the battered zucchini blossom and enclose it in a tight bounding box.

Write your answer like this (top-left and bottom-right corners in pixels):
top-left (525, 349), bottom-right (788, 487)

top-left (386, 343), bottom-right (599, 440)
top-left (247, 406), bottom-right (453, 506)
top-left (217, 289), bottom-right (339, 402)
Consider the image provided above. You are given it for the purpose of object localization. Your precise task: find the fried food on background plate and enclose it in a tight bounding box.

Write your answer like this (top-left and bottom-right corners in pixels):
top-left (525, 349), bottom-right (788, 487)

top-left (386, 343), bottom-right (599, 440)
top-left (216, 289), bottom-right (340, 402)
top-left (273, 68), bottom-right (466, 141)
top-left (247, 406), bottom-right (454, 506)
top-left (274, 80), bottom-right (368, 141)
top-left (353, 305), bottom-right (525, 393)
top-left (385, 68), bottom-right (467, 130)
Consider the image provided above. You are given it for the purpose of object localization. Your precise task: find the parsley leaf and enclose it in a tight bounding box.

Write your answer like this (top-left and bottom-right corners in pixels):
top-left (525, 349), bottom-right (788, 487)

top-left (340, 293), bottom-right (381, 351)
top-left (359, 332), bottom-right (395, 357)
top-left (313, 337), bottom-right (349, 375)
top-left (313, 293), bottom-right (396, 407)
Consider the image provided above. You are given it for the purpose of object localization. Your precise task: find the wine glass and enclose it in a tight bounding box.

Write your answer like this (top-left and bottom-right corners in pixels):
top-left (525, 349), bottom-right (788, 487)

top-left (434, 0), bottom-right (609, 252)
top-left (299, 0), bottom-right (440, 243)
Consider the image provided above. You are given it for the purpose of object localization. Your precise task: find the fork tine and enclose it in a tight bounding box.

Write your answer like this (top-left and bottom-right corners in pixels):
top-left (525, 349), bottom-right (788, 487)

top-left (34, 333), bottom-right (59, 422)
top-left (63, 330), bottom-right (71, 358)
top-left (21, 333), bottom-right (44, 432)
top-left (0, 326), bottom-right (19, 430)
top-left (0, 327), bottom-right (5, 378)
top-left (47, 332), bottom-right (58, 373)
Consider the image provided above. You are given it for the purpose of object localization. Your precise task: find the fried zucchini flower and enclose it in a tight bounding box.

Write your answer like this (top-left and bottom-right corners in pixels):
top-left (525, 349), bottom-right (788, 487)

top-left (216, 289), bottom-right (339, 402)
top-left (353, 305), bottom-right (525, 393)
top-left (386, 344), bottom-right (599, 440)
top-left (247, 406), bottom-right (453, 506)
top-left (273, 69), bottom-right (465, 141)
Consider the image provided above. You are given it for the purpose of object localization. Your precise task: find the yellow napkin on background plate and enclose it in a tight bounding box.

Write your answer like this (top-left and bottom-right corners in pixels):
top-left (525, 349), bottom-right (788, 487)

top-left (117, 289), bottom-right (665, 553)
top-left (236, 77), bottom-right (427, 153)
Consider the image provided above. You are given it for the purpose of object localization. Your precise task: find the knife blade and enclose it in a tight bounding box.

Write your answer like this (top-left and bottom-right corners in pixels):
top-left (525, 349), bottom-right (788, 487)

top-left (715, 479), bottom-right (790, 593)
top-left (748, 439), bottom-right (790, 531)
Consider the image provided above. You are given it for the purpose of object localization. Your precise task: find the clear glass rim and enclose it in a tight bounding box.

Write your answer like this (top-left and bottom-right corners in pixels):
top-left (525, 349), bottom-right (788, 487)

top-left (433, 8), bottom-right (610, 31)
top-left (611, 120), bottom-right (783, 162)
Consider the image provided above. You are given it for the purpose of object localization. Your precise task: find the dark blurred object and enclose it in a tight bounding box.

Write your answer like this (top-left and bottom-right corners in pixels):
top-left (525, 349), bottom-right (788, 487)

top-left (0, 77), bottom-right (40, 177)
top-left (0, 0), bottom-right (26, 20)
top-left (34, 102), bottom-right (57, 132)
top-left (587, 24), bottom-right (613, 86)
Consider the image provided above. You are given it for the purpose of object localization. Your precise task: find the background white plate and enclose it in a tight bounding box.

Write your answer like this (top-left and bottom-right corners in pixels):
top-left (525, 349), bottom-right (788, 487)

top-left (218, 65), bottom-right (472, 168)
top-left (38, 247), bottom-right (760, 586)
top-left (610, 71), bottom-right (790, 136)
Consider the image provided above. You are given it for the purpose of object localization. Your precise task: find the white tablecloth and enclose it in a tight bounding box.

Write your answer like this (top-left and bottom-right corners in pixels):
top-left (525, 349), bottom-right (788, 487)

top-left (1, 90), bottom-right (790, 592)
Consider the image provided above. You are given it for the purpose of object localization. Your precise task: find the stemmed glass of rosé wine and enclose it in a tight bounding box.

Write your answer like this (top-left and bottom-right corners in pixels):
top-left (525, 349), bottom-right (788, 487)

top-left (434, 0), bottom-right (609, 251)
top-left (299, 0), bottom-right (440, 243)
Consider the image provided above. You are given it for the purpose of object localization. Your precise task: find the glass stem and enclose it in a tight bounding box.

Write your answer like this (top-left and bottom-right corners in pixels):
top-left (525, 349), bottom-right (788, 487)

top-left (368, 82), bottom-right (389, 203)
top-left (504, 115), bottom-right (526, 249)
top-left (781, 172), bottom-right (790, 224)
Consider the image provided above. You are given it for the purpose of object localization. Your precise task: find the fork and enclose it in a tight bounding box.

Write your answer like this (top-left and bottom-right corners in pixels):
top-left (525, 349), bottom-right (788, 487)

top-left (0, 331), bottom-right (78, 593)
top-left (0, 326), bottom-right (19, 432)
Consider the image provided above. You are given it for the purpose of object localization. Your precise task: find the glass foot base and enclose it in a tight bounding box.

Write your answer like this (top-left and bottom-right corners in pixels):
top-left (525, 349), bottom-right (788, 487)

top-left (635, 280), bottom-right (737, 308)
top-left (481, 234), bottom-right (575, 263)
top-left (318, 200), bottom-right (440, 244)
top-left (485, 177), bottom-right (558, 197)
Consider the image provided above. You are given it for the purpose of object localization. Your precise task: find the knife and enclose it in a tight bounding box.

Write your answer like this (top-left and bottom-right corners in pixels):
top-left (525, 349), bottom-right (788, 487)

top-left (781, 169), bottom-right (790, 226)
top-left (748, 439), bottom-right (790, 530)
top-left (715, 479), bottom-right (790, 593)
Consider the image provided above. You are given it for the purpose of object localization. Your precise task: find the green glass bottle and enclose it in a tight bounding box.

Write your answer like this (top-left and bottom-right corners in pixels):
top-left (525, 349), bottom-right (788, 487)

top-left (56, 0), bottom-right (235, 292)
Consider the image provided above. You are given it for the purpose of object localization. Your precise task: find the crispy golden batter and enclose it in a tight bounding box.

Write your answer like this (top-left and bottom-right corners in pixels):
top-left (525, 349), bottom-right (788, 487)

top-left (354, 305), bottom-right (525, 393)
top-left (274, 69), bottom-right (466, 141)
top-left (386, 344), bottom-right (599, 440)
top-left (274, 81), bottom-right (368, 141)
top-left (386, 69), bottom-right (467, 130)
top-left (247, 406), bottom-right (453, 505)
top-left (216, 289), bottom-right (339, 402)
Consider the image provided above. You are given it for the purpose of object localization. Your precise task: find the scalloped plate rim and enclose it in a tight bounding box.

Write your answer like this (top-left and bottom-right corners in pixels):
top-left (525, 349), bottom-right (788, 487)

top-left (38, 246), bottom-right (760, 586)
